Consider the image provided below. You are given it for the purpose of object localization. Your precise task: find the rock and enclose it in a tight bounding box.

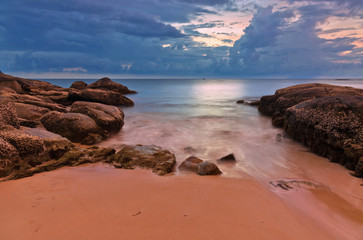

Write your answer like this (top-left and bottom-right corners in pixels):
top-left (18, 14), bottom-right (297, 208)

top-left (70, 81), bottom-right (88, 90)
top-left (23, 127), bottom-right (73, 160)
top-left (87, 77), bottom-right (136, 95)
top-left (0, 138), bottom-right (20, 177)
top-left (236, 100), bottom-right (245, 104)
top-left (40, 111), bottom-right (101, 144)
top-left (0, 78), bottom-right (23, 93)
top-left (259, 83), bottom-right (363, 127)
top-left (109, 145), bottom-right (176, 175)
top-left (218, 153), bottom-right (236, 162)
top-left (68, 88), bottom-right (134, 107)
top-left (70, 101), bottom-right (124, 134)
top-left (197, 161), bottom-right (222, 175)
top-left (247, 100), bottom-right (260, 106)
top-left (285, 95), bottom-right (363, 171)
top-left (0, 128), bottom-right (49, 167)
top-left (179, 156), bottom-right (204, 173)
top-left (14, 102), bottom-right (50, 121)
top-left (0, 97), bottom-right (20, 129)
top-left (354, 157), bottom-right (363, 178)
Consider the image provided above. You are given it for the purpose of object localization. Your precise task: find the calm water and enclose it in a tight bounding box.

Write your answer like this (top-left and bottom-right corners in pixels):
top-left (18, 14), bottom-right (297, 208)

top-left (48, 78), bottom-right (363, 179)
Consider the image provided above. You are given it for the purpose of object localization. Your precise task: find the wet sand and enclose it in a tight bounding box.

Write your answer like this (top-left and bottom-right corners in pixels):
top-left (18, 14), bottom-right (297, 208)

top-left (0, 163), bottom-right (362, 240)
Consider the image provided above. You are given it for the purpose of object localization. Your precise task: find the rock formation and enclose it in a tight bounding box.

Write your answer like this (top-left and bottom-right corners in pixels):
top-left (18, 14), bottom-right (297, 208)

top-left (179, 156), bottom-right (222, 175)
top-left (259, 83), bottom-right (363, 177)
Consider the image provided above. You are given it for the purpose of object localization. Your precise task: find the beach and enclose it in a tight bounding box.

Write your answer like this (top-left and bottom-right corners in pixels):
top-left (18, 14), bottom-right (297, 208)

top-left (0, 162), bottom-right (362, 240)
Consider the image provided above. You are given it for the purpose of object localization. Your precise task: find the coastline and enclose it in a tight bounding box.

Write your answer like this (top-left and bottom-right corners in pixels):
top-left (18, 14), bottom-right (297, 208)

top-left (0, 164), bottom-right (362, 240)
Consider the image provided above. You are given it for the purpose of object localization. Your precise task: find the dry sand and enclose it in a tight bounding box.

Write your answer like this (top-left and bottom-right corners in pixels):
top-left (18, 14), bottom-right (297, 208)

top-left (0, 163), bottom-right (362, 240)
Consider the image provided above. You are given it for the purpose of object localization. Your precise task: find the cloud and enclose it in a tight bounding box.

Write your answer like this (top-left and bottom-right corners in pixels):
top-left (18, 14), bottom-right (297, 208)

top-left (63, 67), bottom-right (88, 73)
top-left (229, 4), bottom-right (362, 77)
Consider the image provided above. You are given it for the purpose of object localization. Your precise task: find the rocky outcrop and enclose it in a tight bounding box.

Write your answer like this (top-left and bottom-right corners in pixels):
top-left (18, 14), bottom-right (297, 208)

top-left (259, 83), bottom-right (363, 127)
top-left (285, 95), bottom-right (363, 171)
top-left (87, 77), bottom-right (137, 95)
top-left (179, 156), bottom-right (222, 175)
top-left (218, 153), bottom-right (236, 162)
top-left (68, 88), bottom-right (134, 106)
top-left (108, 145), bottom-right (176, 175)
top-left (0, 97), bottom-right (20, 129)
top-left (259, 83), bottom-right (363, 176)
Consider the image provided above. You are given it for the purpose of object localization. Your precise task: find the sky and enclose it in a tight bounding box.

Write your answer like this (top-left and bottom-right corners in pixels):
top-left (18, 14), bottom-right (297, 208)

top-left (0, 0), bottom-right (362, 78)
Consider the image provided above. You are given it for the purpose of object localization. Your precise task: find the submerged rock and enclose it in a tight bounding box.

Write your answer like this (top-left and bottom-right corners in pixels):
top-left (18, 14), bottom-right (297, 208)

top-left (197, 162), bottom-right (222, 175)
top-left (179, 156), bottom-right (203, 173)
top-left (109, 144), bottom-right (176, 175)
top-left (218, 153), bottom-right (236, 162)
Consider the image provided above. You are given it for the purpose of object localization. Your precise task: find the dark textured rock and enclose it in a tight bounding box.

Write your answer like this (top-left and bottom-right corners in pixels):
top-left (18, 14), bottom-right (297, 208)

top-left (40, 111), bottom-right (101, 144)
top-left (87, 77), bottom-right (136, 95)
top-left (109, 145), bottom-right (176, 175)
top-left (236, 100), bottom-right (245, 104)
top-left (354, 157), bottom-right (363, 178)
top-left (70, 101), bottom-right (124, 134)
top-left (285, 95), bottom-right (363, 170)
top-left (70, 81), bottom-right (88, 90)
top-left (197, 161), bottom-right (222, 175)
top-left (179, 156), bottom-right (204, 173)
top-left (218, 153), bottom-right (236, 162)
top-left (68, 88), bottom-right (134, 107)
top-left (259, 83), bottom-right (363, 127)
top-left (0, 97), bottom-right (20, 129)
top-left (0, 138), bottom-right (20, 177)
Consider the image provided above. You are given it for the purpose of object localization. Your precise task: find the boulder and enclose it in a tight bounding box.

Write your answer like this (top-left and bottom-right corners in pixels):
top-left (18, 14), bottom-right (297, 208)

top-left (87, 77), bottom-right (136, 95)
top-left (259, 83), bottom-right (363, 127)
top-left (285, 95), bottom-right (363, 170)
top-left (179, 156), bottom-right (203, 173)
top-left (218, 153), bottom-right (236, 162)
top-left (236, 100), bottom-right (245, 104)
top-left (70, 81), bottom-right (88, 90)
top-left (14, 102), bottom-right (50, 121)
top-left (0, 138), bottom-right (20, 177)
top-left (197, 162), bottom-right (222, 175)
top-left (40, 111), bottom-right (101, 144)
top-left (109, 145), bottom-right (176, 175)
top-left (0, 97), bottom-right (20, 129)
top-left (70, 101), bottom-right (124, 133)
top-left (68, 88), bottom-right (134, 107)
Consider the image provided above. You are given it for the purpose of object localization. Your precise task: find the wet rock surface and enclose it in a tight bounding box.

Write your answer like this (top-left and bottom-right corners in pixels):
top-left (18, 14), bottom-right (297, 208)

top-left (179, 156), bottom-right (222, 175)
top-left (109, 145), bottom-right (176, 175)
top-left (259, 83), bottom-right (363, 176)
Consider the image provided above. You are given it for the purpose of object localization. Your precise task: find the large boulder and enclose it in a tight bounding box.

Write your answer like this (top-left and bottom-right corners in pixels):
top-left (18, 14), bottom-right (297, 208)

top-left (87, 77), bottom-right (136, 95)
top-left (14, 102), bottom-right (50, 121)
top-left (70, 101), bottom-right (124, 134)
top-left (40, 111), bottom-right (102, 144)
top-left (68, 88), bottom-right (134, 107)
top-left (109, 145), bottom-right (176, 175)
top-left (285, 95), bottom-right (363, 171)
top-left (259, 83), bottom-right (363, 127)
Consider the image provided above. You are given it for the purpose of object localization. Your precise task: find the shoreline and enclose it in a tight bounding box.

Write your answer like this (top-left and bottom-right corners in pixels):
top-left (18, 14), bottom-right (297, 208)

top-left (0, 164), bottom-right (362, 240)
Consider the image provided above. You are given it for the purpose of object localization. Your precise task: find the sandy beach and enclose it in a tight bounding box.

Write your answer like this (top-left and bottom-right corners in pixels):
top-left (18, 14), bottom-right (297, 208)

top-left (1, 163), bottom-right (362, 240)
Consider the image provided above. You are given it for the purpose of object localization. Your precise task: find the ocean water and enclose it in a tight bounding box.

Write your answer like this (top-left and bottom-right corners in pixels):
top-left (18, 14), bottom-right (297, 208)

top-left (47, 78), bottom-right (363, 179)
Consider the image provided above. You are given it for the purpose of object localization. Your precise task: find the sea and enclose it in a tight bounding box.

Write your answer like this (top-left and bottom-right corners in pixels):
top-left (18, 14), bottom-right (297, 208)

top-left (46, 78), bottom-right (363, 180)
